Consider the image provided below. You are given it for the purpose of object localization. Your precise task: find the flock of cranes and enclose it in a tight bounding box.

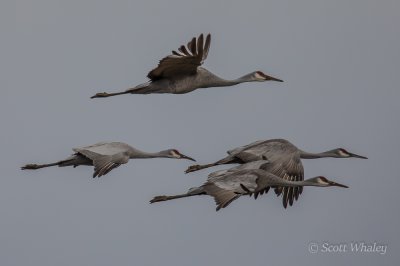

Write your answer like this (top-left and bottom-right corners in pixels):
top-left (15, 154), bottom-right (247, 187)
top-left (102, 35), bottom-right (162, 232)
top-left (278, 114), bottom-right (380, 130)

top-left (22, 33), bottom-right (367, 211)
top-left (183, 138), bottom-right (366, 208)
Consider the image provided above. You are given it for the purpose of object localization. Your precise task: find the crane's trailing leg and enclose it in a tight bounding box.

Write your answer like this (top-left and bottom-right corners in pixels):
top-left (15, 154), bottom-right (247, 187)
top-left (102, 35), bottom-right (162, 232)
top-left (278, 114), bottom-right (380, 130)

top-left (21, 162), bottom-right (60, 170)
top-left (90, 91), bottom-right (130, 99)
top-left (21, 155), bottom-right (91, 170)
top-left (185, 163), bottom-right (220, 173)
top-left (150, 195), bottom-right (183, 203)
top-left (150, 188), bottom-right (205, 203)
top-left (91, 83), bottom-right (151, 98)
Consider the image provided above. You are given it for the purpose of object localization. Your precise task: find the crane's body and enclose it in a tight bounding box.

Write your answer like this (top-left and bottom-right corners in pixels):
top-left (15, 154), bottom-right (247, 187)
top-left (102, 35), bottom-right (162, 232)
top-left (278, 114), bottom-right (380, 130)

top-left (22, 142), bottom-right (195, 178)
top-left (150, 168), bottom-right (348, 211)
top-left (186, 138), bottom-right (367, 207)
top-left (91, 34), bottom-right (282, 98)
top-left (125, 68), bottom-right (256, 95)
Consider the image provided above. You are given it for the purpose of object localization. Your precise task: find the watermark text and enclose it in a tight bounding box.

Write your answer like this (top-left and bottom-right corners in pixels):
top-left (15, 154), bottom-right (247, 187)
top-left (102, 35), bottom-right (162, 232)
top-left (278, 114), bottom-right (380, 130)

top-left (308, 241), bottom-right (387, 255)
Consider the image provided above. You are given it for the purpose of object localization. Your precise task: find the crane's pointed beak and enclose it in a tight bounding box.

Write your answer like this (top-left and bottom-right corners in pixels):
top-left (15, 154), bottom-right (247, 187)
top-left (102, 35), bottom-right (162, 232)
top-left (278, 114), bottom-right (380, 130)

top-left (180, 154), bottom-right (196, 162)
top-left (265, 75), bottom-right (283, 82)
top-left (348, 152), bottom-right (368, 159)
top-left (329, 180), bottom-right (349, 188)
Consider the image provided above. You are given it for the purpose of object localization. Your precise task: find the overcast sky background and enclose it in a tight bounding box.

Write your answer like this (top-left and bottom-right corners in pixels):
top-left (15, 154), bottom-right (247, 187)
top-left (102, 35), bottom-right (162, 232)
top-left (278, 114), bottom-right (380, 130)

top-left (2, 0), bottom-right (400, 265)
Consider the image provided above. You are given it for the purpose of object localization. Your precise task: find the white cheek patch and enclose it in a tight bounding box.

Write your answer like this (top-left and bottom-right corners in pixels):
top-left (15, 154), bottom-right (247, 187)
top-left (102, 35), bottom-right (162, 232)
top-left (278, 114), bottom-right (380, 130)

top-left (338, 150), bottom-right (350, 157)
top-left (254, 72), bottom-right (264, 80)
top-left (317, 178), bottom-right (329, 186)
top-left (171, 150), bottom-right (180, 158)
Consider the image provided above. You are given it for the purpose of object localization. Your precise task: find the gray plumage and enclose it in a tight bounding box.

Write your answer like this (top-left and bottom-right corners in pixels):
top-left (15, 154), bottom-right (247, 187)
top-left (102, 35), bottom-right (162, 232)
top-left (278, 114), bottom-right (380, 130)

top-left (21, 142), bottom-right (195, 178)
top-left (150, 168), bottom-right (348, 211)
top-left (207, 160), bottom-right (271, 179)
top-left (186, 138), bottom-right (367, 208)
top-left (91, 33), bottom-right (283, 98)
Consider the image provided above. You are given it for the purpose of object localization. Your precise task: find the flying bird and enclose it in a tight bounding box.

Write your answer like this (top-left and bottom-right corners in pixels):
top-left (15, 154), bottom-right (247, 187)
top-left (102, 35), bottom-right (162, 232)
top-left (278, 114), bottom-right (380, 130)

top-left (150, 168), bottom-right (348, 211)
top-left (91, 33), bottom-right (282, 98)
top-left (185, 139), bottom-right (367, 208)
top-left (21, 142), bottom-right (195, 178)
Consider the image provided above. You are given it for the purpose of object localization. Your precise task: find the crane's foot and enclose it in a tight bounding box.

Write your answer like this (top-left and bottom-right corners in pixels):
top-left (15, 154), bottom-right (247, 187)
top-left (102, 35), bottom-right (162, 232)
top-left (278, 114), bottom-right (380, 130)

top-left (21, 164), bottom-right (39, 170)
top-left (150, 195), bottom-right (169, 203)
top-left (91, 92), bottom-right (110, 99)
top-left (185, 165), bottom-right (202, 174)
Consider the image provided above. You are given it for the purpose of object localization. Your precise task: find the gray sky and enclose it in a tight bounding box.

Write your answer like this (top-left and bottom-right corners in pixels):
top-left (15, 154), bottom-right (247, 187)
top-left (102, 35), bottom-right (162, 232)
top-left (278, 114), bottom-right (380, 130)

top-left (3, 0), bottom-right (399, 265)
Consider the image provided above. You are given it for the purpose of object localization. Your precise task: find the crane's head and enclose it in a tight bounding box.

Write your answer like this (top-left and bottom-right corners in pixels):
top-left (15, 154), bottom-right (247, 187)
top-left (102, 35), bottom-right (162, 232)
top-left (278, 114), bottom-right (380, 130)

top-left (165, 149), bottom-right (196, 161)
top-left (332, 148), bottom-right (368, 159)
top-left (307, 176), bottom-right (349, 188)
top-left (253, 71), bottom-right (283, 82)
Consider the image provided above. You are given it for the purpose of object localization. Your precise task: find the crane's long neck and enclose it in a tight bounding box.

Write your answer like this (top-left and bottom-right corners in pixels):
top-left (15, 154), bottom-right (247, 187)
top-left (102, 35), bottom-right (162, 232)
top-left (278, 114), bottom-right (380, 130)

top-left (203, 71), bottom-right (254, 88)
top-left (299, 150), bottom-right (337, 159)
top-left (217, 77), bottom-right (251, 87)
top-left (270, 178), bottom-right (322, 187)
top-left (128, 149), bottom-right (170, 159)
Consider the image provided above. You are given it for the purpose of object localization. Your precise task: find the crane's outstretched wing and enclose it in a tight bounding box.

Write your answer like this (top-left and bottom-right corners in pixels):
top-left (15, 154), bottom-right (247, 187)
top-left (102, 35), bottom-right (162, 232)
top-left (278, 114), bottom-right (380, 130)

top-left (263, 156), bottom-right (304, 208)
top-left (208, 160), bottom-right (270, 179)
top-left (147, 33), bottom-right (211, 81)
top-left (204, 183), bottom-right (240, 211)
top-left (229, 139), bottom-right (305, 208)
top-left (73, 142), bottom-right (131, 178)
top-left (208, 161), bottom-right (272, 198)
top-left (227, 139), bottom-right (266, 156)
top-left (204, 170), bottom-right (261, 211)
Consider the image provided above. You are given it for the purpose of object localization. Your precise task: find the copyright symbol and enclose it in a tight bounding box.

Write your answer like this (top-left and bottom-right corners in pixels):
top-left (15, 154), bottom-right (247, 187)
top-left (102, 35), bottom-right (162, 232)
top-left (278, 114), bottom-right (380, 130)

top-left (309, 242), bottom-right (318, 253)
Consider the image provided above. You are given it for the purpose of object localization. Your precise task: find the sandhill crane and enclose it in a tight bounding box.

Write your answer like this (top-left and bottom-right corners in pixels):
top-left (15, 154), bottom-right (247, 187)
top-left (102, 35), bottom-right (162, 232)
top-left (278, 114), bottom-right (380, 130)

top-left (185, 139), bottom-right (367, 207)
top-left (150, 168), bottom-right (348, 211)
top-left (91, 33), bottom-right (282, 98)
top-left (21, 142), bottom-right (195, 178)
